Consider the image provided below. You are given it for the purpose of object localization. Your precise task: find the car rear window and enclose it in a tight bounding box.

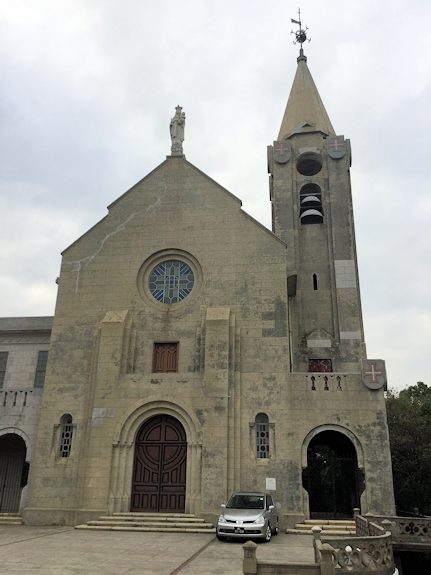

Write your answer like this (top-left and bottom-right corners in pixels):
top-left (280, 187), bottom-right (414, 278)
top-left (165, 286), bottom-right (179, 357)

top-left (226, 494), bottom-right (264, 509)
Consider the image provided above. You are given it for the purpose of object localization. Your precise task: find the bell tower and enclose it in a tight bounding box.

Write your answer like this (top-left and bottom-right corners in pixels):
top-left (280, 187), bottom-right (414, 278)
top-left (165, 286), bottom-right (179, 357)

top-left (268, 17), bottom-right (366, 373)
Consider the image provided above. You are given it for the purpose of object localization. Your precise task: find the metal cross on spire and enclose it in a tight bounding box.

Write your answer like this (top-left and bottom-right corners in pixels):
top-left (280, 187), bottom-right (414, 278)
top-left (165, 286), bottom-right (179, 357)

top-left (291, 8), bottom-right (310, 59)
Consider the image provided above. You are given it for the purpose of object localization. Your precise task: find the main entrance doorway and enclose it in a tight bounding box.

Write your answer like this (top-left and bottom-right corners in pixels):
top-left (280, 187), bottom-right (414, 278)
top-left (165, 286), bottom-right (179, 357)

top-left (303, 430), bottom-right (361, 519)
top-left (0, 434), bottom-right (27, 513)
top-left (131, 414), bottom-right (186, 512)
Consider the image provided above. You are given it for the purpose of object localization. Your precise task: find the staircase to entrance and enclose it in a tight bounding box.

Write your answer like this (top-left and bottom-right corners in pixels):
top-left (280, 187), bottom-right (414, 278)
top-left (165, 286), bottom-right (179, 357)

top-left (75, 512), bottom-right (215, 533)
top-left (287, 518), bottom-right (356, 536)
top-left (0, 513), bottom-right (23, 525)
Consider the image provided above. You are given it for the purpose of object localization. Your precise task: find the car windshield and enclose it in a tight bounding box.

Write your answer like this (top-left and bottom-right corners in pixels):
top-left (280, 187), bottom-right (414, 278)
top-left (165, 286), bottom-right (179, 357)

top-left (226, 494), bottom-right (264, 509)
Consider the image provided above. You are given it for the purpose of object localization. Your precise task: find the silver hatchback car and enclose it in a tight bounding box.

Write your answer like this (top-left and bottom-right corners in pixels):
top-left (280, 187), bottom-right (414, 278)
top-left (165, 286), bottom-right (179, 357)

top-left (216, 492), bottom-right (279, 542)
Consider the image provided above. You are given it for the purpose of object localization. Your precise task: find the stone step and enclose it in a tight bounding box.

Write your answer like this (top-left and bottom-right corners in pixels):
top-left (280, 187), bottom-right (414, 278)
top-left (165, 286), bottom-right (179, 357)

top-left (112, 512), bottom-right (197, 518)
top-left (295, 523), bottom-right (355, 531)
top-left (75, 524), bottom-right (215, 533)
top-left (86, 519), bottom-right (214, 529)
top-left (75, 512), bottom-right (215, 533)
top-left (287, 519), bottom-right (356, 536)
top-left (0, 513), bottom-right (23, 525)
top-left (108, 514), bottom-right (203, 522)
top-left (286, 528), bottom-right (357, 536)
top-left (302, 519), bottom-right (355, 526)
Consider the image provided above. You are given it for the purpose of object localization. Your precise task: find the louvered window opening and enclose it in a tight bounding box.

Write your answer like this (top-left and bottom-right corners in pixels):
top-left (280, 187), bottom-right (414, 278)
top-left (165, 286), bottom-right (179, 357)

top-left (299, 184), bottom-right (323, 224)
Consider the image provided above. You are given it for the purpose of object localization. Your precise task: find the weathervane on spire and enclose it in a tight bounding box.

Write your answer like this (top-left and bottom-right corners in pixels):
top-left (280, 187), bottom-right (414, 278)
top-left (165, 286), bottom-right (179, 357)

top-left (291, 8), bottom-right (310, 58)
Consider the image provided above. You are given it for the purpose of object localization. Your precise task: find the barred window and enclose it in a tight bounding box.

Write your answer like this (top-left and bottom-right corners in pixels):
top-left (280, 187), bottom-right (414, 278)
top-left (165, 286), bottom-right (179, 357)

top-left (256, 413), bottom-right (270, 459)
top-left (34, 351), bottom-right (48, 388)
top-left (0, 352), bottom-right (8, 388)
top-left (59, 414), bottom-right (73, 458)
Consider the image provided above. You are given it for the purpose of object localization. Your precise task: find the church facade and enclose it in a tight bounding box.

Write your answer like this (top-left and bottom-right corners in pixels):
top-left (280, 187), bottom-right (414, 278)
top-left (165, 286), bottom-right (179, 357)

top-left (1, 48), bottom-right (395, 528)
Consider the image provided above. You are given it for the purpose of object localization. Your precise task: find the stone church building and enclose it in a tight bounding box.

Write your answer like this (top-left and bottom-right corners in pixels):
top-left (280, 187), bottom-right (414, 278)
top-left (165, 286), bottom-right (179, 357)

top-left (0, 46), bottom-right (395, 528)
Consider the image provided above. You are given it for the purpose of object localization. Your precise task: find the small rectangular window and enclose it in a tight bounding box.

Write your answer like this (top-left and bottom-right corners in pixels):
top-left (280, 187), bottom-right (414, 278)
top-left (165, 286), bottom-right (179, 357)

top-left (153, 343), bottom-right (178, 373)
top-left (308, 359), bottom-right (333, 373)
top-left (0, 351), bottom-right (8, 388)
top-left (34, 351), bottom-right (48, 388)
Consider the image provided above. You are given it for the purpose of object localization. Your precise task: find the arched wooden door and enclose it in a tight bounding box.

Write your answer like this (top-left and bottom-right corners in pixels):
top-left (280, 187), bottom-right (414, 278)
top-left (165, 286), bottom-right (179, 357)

top-left (0, 434), bottom-right (27, 512)
top-left (131, 415), bottom-right (187, 513)
top-left (302, 430), bottom-right (362, 519)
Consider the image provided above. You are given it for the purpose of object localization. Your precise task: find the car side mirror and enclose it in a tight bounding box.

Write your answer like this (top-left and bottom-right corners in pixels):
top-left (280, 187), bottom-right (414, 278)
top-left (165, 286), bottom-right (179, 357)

top-left (268, 505), bottom-right (275, 511)
top-left (221, 503), bottom-right (226, 509)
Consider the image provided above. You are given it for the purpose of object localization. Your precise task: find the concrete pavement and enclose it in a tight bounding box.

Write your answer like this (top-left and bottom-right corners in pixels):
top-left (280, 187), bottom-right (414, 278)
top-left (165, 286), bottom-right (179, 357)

top-left (0, 525), bottom-right (315, 574)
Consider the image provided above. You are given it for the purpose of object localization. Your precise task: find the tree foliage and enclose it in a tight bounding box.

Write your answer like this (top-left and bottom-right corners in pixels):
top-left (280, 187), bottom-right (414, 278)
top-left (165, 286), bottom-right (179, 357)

top-left (386, 382), bottom-right (431, 515)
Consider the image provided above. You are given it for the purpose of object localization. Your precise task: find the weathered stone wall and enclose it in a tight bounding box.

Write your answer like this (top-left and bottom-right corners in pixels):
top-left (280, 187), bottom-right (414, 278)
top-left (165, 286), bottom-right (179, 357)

top-left (24, 157), bottom-right (290, 525)
top-left (22, 152), bottom-right (395, 527)
top-left (269, 131), bottom-right (366, 373)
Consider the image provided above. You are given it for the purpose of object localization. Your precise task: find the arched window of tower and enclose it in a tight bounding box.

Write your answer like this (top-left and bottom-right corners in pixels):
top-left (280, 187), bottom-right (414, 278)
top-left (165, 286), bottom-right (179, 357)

top-left (300, 183), bottom-right (323, 224)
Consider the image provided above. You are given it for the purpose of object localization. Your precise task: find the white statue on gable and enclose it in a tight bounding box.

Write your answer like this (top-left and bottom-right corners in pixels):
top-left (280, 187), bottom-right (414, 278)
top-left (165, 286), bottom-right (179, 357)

top-left (170, 105), bottom-right (185, 155)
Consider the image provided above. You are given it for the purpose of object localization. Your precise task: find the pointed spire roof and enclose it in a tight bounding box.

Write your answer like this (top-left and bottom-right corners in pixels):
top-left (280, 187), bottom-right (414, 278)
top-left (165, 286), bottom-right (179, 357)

top-left (278, 52), bottom-right (335, 140)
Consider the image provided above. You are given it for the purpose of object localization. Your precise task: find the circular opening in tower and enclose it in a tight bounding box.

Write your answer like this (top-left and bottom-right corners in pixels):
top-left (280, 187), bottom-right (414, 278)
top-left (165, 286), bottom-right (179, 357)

top-left (296, 152), bottom-right (322, 176)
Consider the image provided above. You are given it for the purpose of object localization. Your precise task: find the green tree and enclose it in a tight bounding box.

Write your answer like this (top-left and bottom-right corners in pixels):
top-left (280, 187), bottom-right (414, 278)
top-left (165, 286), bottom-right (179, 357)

top-left (386, 382), bottom-right (431, 515)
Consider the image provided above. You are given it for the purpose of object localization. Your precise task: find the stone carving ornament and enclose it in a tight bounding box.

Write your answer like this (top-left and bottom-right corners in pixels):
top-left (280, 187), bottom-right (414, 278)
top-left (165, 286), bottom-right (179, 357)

top-left (170, 105), bottom-right (185, 155)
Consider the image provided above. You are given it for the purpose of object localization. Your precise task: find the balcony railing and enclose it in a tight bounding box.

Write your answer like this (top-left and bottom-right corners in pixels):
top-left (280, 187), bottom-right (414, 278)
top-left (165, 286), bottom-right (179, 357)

top-left (0, 389), bottom-right (42, 411)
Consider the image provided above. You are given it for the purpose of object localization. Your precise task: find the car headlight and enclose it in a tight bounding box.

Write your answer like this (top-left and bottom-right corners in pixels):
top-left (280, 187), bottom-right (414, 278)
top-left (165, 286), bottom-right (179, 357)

top-left (253, 516), bottom-right (265, 526)
top-left (218, 515), bottom-right (225, 522)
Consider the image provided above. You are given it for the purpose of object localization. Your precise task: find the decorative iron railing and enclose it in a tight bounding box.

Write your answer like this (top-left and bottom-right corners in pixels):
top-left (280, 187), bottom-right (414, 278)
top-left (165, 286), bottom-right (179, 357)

top-left (289, 372), bottom-right (361, 392)
top-left (0, 389), bottom-right (42, 410)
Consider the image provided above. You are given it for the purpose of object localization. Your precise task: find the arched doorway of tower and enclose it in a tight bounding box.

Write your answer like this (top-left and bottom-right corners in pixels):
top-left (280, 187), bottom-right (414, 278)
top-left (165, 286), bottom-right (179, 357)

top-left (0, 433), bottom-right (28, 513)
top-left (303, 430), bottom-right (363, 519)
top-left (131, 414), bottom-right (187, 512)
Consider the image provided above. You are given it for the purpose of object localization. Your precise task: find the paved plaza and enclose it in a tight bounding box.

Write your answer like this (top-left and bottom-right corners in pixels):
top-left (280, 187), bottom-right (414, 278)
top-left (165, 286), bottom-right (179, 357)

top-left (0, 526), bottom-right (314, 574)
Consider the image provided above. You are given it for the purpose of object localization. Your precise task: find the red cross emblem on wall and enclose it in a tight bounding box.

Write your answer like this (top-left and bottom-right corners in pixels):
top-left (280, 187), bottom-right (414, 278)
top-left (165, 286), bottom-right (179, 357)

top-left (273, 141), bottom-right (291, 164)
top-left (361, 359), bottom-right (387, 390)
top-left (327, 136), bottom-right (346, 159)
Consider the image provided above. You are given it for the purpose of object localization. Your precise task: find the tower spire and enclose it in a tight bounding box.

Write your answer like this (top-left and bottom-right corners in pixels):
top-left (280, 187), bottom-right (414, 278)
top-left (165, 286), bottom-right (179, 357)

top-left (278, 11), bottom-right (334, 140)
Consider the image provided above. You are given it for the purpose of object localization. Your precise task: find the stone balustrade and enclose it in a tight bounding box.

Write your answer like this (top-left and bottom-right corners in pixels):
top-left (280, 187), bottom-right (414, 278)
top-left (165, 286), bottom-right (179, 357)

top-left (314, 525), bottom-right (394, 574)
top-left (242, 512), bottom-right (397, 575)
top-left (363, 513), bottom-right (431, 550)
top-left (242, 540), bottom-right (324, 575)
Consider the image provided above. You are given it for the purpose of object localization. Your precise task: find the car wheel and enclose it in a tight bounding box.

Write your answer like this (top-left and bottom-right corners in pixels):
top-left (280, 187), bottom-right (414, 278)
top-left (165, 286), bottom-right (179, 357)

top-left (216, 532), bottom-right (226, 541)
top-left (263, 524), bottom-right (272, 543)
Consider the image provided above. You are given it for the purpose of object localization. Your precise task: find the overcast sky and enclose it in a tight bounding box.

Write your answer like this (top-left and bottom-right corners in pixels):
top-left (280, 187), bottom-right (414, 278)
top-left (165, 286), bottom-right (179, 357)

top-left (1, 0), bottom-right (430, 391)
